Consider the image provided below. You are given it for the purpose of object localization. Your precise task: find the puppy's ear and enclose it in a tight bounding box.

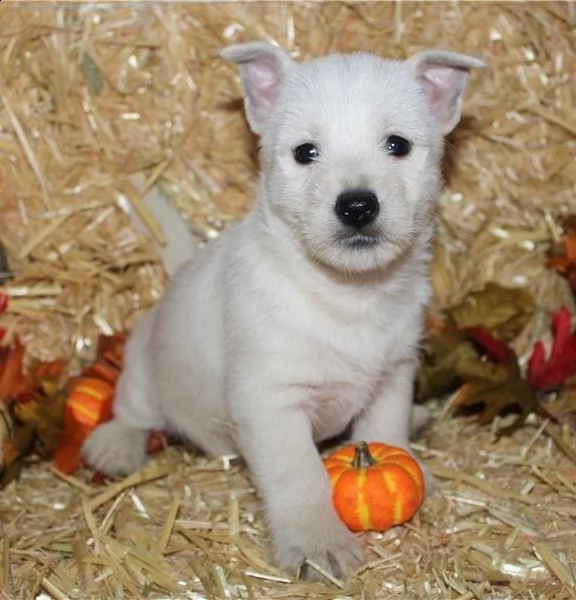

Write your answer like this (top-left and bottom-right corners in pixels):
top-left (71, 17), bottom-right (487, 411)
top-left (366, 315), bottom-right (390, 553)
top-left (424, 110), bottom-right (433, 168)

top-left (220, 42), bottom-right (295, 135)
top-left (408, 51), bottom-right (486, 135)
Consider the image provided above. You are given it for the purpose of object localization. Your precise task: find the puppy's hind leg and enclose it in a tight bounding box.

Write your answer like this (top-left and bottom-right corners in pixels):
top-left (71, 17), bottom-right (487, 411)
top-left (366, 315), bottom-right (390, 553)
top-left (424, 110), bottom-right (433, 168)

top-left (82, 418), bottom-right (149, 477)
top-left (82, 312), bottom-right (165, 477)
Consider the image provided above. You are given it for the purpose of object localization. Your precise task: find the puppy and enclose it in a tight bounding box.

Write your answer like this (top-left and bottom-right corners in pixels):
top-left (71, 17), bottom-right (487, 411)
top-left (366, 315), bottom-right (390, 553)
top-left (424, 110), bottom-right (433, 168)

top-left (83, 42), bottom-right (484, 579)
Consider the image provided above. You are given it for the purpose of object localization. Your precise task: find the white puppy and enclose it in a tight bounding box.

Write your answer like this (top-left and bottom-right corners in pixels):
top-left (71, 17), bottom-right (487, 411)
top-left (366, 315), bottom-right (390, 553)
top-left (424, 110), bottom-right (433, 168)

top-left (83, 42), bottom-right (484, 579)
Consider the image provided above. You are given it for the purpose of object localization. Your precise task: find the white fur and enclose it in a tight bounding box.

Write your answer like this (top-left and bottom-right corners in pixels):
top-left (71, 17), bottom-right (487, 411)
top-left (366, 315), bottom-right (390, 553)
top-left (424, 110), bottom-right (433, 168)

top-left (83, 43), bottom-right (483, 579)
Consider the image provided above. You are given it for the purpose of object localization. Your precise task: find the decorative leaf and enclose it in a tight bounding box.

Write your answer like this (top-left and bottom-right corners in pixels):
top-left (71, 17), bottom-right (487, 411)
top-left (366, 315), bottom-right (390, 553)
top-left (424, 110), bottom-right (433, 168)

top-left (527, 307), bottom-right (576, 390)
top-left (418, 299), bottom-right (569, 439)
top-left (416, 315), bottom-right (479, 401)
top-left (456, 356), bottom-right (512, 385)
top-left (0, 341), bottom-right (31, 400)
top-left (464, 326), bottom-right (520, 375)
top-left (451, 378), bottom-right (538, 439)
top-left (1, 423), bottom-right (35, 487)
top-left (0, 342), bottom-right (66, 485)
top-left (446, 282), bottom-right (535, 342)
top-left (416, 317), bottom-right (520, 402)
top-left (449, 326), bottom-right (537, 436)
top-left (546, 215), bottom-right (576, 302)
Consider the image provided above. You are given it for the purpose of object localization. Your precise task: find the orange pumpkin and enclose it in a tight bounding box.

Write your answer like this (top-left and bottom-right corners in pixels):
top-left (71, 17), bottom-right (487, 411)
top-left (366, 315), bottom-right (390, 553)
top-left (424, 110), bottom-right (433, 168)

top-left (52, 333), bottom-right (126, 474)
top-left (324, 441), bottom-right (425, 532)
top-left (53, 332), bottom-right (169, 475)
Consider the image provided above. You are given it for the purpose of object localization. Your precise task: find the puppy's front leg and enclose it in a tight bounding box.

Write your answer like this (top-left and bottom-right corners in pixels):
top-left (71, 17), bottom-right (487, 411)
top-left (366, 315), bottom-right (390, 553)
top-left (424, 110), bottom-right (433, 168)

top-left (235, 399), bottom-right (363, 580)
top-left (352, 360), bottom-right (435, 493)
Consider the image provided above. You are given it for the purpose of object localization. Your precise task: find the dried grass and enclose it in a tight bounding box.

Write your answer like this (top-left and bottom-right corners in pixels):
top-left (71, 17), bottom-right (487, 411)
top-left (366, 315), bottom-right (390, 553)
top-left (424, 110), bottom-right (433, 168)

top-left (0, 2), bottom-right (575, 599)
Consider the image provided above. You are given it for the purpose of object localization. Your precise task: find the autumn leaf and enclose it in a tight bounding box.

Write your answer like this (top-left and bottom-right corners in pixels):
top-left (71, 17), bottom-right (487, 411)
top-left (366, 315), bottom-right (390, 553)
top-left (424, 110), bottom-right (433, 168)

top-left (449, 326), bottom-right (539, 438)
top-left (416, 304), bottom-right (526, 404)
top-left (12, 388), bottom-right (67, 456)
top-left (546, 215), bottom-right (576, 302)
top-left (527, 307), bottom-right (576, 390)
top-left (0, 402), bottom-right (14, 470)
top-left (0, 344), bottom-right (67, 485)
top-left (0, 340), bottom-right (32, 401)
top-left (446, 282), bottom-right (535, 342)
top-left (463, 326), bottom-right (519, 373)
top-left (417, 283), bottom-right (560, 437)
top-left (415, 315), bottom-right (479, 401)
top-left (451, 378), bottom-right (537, 438)
top-left (1, 423), bottom-right (35, 487)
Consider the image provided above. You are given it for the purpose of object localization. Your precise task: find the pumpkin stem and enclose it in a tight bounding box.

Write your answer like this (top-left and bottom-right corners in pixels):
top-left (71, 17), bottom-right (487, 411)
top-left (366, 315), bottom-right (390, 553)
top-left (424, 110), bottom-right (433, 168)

top-left (352, 441), bottom-right (377, 468)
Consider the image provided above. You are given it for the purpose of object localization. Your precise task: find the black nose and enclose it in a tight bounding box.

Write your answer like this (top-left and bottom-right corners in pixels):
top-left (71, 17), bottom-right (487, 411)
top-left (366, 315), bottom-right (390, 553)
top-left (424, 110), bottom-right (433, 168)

top-left (334, 190), bottom-right (380, 228)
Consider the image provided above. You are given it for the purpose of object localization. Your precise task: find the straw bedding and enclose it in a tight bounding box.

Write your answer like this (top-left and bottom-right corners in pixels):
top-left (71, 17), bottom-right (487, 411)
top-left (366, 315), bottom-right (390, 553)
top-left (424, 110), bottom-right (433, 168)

top-left (0, 2), bottom-right (575, 598)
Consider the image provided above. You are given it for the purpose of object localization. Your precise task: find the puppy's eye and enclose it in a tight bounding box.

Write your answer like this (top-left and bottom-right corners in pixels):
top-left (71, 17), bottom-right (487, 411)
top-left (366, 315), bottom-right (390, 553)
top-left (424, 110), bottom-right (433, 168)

top-left (293, 143), bottom-right (319, 165)
top-left (385, 135), bottom-right (412, 157)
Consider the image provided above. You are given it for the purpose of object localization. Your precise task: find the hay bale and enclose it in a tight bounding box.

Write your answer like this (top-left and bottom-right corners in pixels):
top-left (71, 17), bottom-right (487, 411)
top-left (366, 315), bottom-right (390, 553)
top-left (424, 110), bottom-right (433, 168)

top-left (0, 2), bottom-right (575, 598)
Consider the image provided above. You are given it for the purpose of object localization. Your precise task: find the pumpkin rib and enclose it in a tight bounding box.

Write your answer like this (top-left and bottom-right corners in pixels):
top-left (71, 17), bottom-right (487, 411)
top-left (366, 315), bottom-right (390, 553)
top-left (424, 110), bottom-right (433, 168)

top-left (372, 446), bottom-right (411, 461)
top-left (333, 471), bottom-right (360, 531)
top-left (378, 469), bottom-right (403, 525)
top-left (385, 456), bottom-right (425, 504)
top-left (327, 466), bottom-right (346, 489)
top-left (328, 445), bottom-right (357, 464)
top-left (368, 443), bottom-right (401, 460)
top-left (364, 468), bottom-right (392, 531)
top-left (356, 470), bottom-right (373, 531)
top-left (389, 464), bottom-right (422, 521)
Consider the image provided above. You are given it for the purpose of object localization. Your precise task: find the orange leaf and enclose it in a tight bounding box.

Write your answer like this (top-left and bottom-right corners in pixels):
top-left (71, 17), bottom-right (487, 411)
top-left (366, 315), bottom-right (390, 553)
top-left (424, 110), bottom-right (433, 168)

top-left (566, 235), bottom-right (576, 263)
top-left (0, 342), bottom-right (32, 401)
top-left (53, 440), bottom-right (82, 474)
top-left (546, 255), bottom-right (571, 274)
top-left (32, 357), bottom-right (64, 382)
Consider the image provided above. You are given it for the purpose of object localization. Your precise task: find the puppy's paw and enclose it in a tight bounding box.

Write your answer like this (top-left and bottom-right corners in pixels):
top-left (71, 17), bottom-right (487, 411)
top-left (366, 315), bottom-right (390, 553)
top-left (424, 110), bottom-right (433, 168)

top-left (82, 420), bottom-right (148, 477)
top-left (272, 508), bottom-right (364, 582)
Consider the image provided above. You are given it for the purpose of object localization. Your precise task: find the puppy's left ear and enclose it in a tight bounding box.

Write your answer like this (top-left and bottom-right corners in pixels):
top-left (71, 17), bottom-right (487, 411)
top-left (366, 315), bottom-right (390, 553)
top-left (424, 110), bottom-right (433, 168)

top-left (408, 51), bottom-right (486, 135)
top-left (220, 42), bottom-right (295, 136)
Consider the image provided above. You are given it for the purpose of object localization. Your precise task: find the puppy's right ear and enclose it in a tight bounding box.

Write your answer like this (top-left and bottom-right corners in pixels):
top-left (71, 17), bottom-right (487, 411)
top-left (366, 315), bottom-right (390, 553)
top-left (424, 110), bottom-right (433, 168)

top-left (220, 42), bottom-right (295, 135)
top-left (408, 50), bottom-right (486, 135)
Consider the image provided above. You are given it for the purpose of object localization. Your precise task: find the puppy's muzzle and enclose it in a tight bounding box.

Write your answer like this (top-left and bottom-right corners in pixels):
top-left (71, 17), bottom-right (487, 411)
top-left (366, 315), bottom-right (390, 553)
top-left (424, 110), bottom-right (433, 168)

top-left (335, 190), bottom-right (379, 229)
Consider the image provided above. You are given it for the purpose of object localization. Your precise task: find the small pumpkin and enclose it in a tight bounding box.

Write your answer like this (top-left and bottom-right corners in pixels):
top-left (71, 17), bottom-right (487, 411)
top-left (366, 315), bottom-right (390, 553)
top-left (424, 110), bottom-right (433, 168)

top-left (324, 441), bottom-right (425, 532)
top-left (53, 332), bottom-right (168, 475)
top-left (53, 333), bottom-right (126, 474)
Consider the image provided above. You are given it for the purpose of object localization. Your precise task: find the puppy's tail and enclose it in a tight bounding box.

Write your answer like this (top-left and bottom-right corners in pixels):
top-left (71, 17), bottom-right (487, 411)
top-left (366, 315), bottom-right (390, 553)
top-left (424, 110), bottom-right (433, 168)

top-left (123, 176), bottom-right (199, 277)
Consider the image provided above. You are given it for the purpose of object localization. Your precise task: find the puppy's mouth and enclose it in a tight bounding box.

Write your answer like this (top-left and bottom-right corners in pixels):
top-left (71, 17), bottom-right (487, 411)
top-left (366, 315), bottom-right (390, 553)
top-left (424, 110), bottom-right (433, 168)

top-left (336, 232), bottom-right (381, 249)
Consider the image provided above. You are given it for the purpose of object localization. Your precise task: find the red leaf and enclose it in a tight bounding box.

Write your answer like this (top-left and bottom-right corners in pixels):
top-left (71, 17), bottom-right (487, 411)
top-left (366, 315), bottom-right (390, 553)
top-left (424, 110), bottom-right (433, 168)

top-left (463, 326), bottom-right (518, 370)
top-left (527, 307), bottom-right (576, 390)
top-left (0, 292), bottom-right (8, 313)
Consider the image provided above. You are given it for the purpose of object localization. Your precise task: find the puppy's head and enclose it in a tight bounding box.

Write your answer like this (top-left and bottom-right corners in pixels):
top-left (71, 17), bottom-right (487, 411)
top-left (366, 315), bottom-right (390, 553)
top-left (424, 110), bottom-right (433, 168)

top-left (222, 43), bottom-right (484, 273)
